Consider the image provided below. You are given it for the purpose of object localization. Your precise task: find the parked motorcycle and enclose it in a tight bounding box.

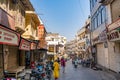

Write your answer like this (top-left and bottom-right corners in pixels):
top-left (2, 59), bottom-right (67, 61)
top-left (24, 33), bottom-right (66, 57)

top-left (30, 65), bottom-right (46, 80)
top-left (45, 63), bottom-right (52, 80)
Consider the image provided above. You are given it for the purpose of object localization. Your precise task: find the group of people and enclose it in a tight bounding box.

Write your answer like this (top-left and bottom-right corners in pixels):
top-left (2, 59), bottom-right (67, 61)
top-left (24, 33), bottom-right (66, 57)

top-left (72, 57), bottom-right (93, 68)
top-left (30, 57), bottom-right (66, 80)
top-left (53, 57), bottom-right (66, 80)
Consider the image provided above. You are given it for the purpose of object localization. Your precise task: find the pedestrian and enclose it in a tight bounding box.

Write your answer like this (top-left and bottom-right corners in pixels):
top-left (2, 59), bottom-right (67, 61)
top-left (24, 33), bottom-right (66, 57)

top-left (57, 57), bottom-right (60, 64)
top-left (53, 60), bottom-right (60, 80)
top-left (74, 58), bottom-right (78, 68)
top-left (60, 57), bottom-right (66, 73)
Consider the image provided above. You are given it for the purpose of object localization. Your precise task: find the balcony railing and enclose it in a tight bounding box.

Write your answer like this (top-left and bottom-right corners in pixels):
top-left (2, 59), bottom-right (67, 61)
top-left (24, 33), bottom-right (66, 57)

top-left (78, 38), bottom-right (86, 44)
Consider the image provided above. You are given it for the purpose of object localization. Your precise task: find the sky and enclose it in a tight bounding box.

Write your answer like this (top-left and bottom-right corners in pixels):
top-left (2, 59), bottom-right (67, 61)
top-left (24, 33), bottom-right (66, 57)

top-left (30, 0), bottom-right (90, 41)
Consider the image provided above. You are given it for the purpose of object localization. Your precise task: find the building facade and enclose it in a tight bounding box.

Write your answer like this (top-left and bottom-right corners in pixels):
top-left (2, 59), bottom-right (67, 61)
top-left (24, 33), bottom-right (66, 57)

top-left (46, 32), bottom-right (66, 60)
top-left (65, 39), bottom-right (77, 55)
top-left (90, 0), bottom-right (109, 68)
top-left (21, 11), bottom-right (40, 68)
top-left (76, 18), bottom-right (91, 59)
top-left (37, 24), bottom-right (47, 60)
top-left (0, 0), bottom-right (35, 78)
top-left (100, 0), bottom-right (120, 73)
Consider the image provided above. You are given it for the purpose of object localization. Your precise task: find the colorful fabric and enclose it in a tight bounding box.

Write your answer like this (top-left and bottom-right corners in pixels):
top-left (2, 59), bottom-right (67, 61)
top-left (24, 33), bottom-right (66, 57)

top-left (53, 61), bottom-right (60, 78)
top-left (61, 59), bottom-right (66, 67)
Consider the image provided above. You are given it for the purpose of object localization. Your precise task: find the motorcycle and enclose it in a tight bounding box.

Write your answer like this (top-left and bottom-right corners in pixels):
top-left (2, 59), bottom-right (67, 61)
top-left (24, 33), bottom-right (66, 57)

top-left (45, 64), bottom-right (52, 80)
top-left (30, 65), bottom-right (46, 80)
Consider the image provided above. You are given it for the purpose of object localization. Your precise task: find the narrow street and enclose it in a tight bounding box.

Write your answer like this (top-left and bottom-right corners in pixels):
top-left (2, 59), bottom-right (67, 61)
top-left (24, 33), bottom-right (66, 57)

top-left (58, 60), bottom-right (116, 80)
top-left (0, 0), bottom-right (120, 80)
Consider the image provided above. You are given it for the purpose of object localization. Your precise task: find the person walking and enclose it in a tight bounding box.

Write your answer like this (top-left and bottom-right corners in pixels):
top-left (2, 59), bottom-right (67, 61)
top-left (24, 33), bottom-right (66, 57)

top-left (57, 57), bottom-right (60, 64)
top-left (74, 58), bottom-right (78, 68)
top-left (60, 57), bottom-right (66, 73)
top-left (53, 60), bottom-right (60, 80)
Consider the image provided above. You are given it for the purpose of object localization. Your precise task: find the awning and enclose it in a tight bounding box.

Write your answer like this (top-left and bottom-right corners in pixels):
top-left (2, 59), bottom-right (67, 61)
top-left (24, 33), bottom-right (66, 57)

top-left (19, 38), bottom-right (31, 51)
top-left (0, 25), bottom-right (20, 46)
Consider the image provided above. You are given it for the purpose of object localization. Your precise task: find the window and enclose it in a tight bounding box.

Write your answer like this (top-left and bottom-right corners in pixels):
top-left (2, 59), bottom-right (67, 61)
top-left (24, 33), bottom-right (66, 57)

top-left (90, 0), bottom-right (98, 11)
top-left (101, 7), bottom-right (106, 23)
top-left (52, 38), bottom-right (54, 41)
top-left (91, 6), bottom-right (106, 31)
top-left (98, 10), bottom-right (102, 25)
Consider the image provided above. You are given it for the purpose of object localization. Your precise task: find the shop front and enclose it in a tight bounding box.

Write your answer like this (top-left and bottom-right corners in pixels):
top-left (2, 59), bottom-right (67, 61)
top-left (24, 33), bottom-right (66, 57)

top-left (30, 42), bottom-right (36, 61)
top-left (19, 38), bottom-right (31, 68)
top-left (0, 25), bottom-right (20, 78)
top-left (107, 18), bottom-right (120, 73)
top-left (38, 48), bottom-right (48, 60)
top-left (0, 45), bottom-right (4, 78)
top-left (92, 30), bottom-right (109, 68)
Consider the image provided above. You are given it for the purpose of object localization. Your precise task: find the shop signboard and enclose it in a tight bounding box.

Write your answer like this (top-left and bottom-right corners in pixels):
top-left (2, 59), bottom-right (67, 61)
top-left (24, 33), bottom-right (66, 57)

top-left (0, 26), bottom-right (20, 45)
top-left (108, 18), bottom-right (120, 32)
top-left (93, 29), bottom-right (107, 44)
top-left (99, 30), bottom-right (107, 42)
top-left (19, 38), bottom-right (31, 51)
top-left (107, 29), bottom-right (120, 41)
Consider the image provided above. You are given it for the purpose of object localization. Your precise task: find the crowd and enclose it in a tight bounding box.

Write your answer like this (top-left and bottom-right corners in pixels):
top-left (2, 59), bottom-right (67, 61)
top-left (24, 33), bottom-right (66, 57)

top-left (30, 57), bottom-right (66, 80)
top-left (72, 57), bottom-right (94, 68)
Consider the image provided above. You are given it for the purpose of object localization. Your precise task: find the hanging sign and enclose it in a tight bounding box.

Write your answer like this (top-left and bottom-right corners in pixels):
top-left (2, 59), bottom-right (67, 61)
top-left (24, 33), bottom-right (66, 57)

top-left (108, 18), bottom-right (120, 32)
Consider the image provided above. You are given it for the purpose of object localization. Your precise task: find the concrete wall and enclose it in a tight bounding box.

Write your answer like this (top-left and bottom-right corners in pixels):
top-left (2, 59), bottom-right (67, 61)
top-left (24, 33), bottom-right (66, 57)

top-left (111, 0), bottom-right (120, 22)
top-left (108, 42), bottom-right (120, 73)
top-left (97, 43), bottom-right (109, 68)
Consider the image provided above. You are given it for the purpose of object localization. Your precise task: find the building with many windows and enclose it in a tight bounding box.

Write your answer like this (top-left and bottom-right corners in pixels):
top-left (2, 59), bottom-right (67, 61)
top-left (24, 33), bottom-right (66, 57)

top-left (100, 0), bottom-right (120, 73)
top-left (76, 18), bottom-right (91, 59)
top-left (90, 0), bottom-right (109, 68)
top-left (0, 0), bottom-right (34, 78)
top-left (46, 32), bottom-right (66, 60)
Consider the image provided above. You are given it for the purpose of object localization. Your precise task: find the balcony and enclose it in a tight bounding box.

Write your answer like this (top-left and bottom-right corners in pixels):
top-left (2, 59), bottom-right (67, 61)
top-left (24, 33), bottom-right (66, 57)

top-left (21, 0), bottom-right (34, 11)
top-left (99, 0), bottom-right (114, 5)
top-left (78, 38), bottom-right (86, 44)
top-left (15, 14), bottom-right (25, 34)
top-left (15, 26), bottom-right (25, 34)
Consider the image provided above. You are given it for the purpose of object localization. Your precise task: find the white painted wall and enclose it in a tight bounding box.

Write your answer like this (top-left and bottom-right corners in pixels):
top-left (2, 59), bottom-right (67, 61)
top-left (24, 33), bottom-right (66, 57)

top-left (97, 43), bottom-right (109, 68)
top-left (108, 42), bottom-right (120, 73)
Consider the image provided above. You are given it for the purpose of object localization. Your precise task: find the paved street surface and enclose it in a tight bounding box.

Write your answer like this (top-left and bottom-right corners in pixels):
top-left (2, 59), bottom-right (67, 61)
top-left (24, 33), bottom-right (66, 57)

top-left (24, 60), bottom-right (118, 80)
top-left (58, 60), bottom-right (117, 80)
